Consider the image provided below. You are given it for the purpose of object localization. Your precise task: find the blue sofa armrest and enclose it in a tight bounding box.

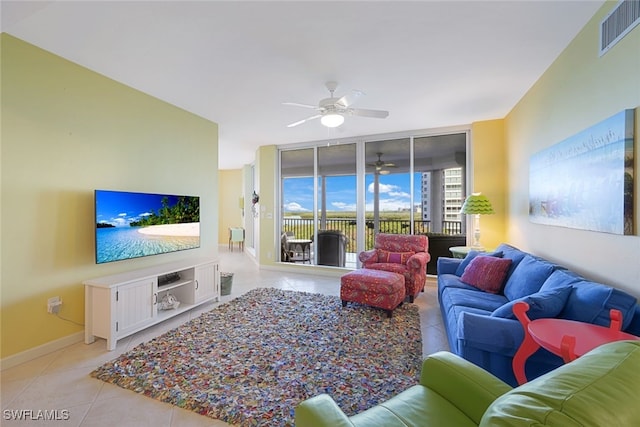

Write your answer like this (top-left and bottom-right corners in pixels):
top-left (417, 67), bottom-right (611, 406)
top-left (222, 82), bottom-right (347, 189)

top-left (457, 311), bottom-right (566, 386)
top-left (437, 256), bottom-right (462, 275)
top-left (625, 305), bottom-right (640, 336)
top-left (457, 311), bottom-right (525, 355)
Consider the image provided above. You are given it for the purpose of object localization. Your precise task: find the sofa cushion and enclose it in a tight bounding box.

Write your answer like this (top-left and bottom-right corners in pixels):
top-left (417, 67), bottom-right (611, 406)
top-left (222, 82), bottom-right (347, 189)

top-left (445, 304), bottom-right (495, 353)
top-left (491, 285), bottom-right (572, 320)
top-left (503, 254), bottom-right (555, 301)
top-left (377, 249), bottom-right (415, 264)
top-left (538, 269), bottom-right (582, 292)
top-left (460, 256), bottom-right (512, 294)
top-left (494, 243), bottom-right (528, 281)
top-left (442, 288), bottom-right (508, 312)
top-left (365, 263), bottom-right (408, 277)
top-left (560, 279), bottom-right (638, 330)
top-left (374, 233), bottom-right (428, 253)
top-left (455, 250), bottom-right (504, 276)
top-left (438, 274), bottom-right (479, 292)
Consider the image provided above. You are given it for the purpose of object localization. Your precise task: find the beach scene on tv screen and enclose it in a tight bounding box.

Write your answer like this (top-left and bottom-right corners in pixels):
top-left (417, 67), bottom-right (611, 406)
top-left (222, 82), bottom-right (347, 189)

top-left (96, 191), bottom-right (200, 264)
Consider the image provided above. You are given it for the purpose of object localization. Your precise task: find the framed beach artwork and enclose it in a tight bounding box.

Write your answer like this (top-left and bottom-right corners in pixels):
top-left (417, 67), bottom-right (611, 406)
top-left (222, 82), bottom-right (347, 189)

top-left (529, 109), bottom-right (634, 235)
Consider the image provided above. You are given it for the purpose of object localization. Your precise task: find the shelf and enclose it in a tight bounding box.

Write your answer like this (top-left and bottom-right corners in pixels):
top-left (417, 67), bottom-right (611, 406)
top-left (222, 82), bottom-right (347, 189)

top-left (157, 279), bottom-right (192, 292)
top-left (156, 303), bottom-right (194, 321)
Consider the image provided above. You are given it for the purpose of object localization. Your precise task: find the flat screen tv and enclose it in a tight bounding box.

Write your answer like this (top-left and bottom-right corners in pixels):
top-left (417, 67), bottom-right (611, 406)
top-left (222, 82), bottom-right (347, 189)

top-left (94, 190), bottom-right (200, 264)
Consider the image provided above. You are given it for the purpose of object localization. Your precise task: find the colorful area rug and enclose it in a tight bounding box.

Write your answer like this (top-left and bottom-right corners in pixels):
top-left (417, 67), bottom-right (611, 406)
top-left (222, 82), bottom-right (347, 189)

top-left (91, 288), bottom-right (422, 426)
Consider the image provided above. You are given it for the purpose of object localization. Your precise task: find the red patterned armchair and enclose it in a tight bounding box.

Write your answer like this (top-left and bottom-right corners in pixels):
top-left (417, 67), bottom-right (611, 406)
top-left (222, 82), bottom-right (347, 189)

top-left (359, 233), bottom-right (430, 302)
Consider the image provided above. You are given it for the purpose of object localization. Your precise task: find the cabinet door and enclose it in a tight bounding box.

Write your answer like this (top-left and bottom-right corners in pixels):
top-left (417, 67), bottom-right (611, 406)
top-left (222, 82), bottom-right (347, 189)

top-left (194, 263), bottom-right (218, 302)
top-left (116, 279), bottom-right (155, 337)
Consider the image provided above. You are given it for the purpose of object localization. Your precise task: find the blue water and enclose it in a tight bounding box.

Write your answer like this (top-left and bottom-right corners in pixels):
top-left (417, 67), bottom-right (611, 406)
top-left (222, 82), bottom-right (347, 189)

top-left (96, 227), bottom-right (199, 264)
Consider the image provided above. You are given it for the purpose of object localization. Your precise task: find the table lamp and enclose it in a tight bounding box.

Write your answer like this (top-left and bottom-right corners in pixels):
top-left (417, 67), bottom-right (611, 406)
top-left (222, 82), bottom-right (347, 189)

top-left (460, 192), bottom-right (494, 250)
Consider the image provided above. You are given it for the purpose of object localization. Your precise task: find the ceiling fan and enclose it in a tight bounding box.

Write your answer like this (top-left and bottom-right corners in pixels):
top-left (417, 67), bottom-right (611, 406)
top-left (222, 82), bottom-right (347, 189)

top-left (368, 152), bottom-right (396, 175)
top-left (284, 81), bottom-right (389, 128)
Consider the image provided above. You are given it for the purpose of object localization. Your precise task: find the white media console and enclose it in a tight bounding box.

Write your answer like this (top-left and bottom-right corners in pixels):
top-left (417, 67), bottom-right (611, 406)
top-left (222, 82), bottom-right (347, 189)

top-left (84, 257), bottom-right (219, 350)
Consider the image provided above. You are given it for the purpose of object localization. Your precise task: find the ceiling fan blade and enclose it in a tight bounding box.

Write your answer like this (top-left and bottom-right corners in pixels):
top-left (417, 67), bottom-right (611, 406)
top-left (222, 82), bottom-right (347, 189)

top-left (287, 114), bottom-right (322, 128)
top-left (283, 102), bottom-right (318, 109)
top-left (335, 90), bottom-right (364, 108)
top-left (349, 108), bottom-right (389, 119)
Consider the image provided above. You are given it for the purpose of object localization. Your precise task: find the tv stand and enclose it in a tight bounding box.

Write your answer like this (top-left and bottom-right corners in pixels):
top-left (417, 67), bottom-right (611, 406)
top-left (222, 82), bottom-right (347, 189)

top-left (84, 257), bottom-right (219, 351)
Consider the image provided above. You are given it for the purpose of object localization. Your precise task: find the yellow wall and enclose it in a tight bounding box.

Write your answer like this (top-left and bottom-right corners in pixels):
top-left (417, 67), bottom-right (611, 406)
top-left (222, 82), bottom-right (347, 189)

top-left (471, 119), bottom-right (508, 250)
top-left (218, 169), bottom-right (244, 244)
top-left (256, 145), bottom-right (278, 265)
top-left (505, 1), bottom-right (640, 295)
top-left (1, 34), bottom-right (219, 359)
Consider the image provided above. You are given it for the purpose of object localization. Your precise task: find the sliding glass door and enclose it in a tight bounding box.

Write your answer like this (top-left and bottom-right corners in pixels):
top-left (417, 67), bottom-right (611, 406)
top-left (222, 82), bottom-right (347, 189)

top-left (414, 133), bottom-right (466, 235)
top-left (364, 138), bottom-right (411, 249)
top-left (279, 128), bottom-right (468, 267)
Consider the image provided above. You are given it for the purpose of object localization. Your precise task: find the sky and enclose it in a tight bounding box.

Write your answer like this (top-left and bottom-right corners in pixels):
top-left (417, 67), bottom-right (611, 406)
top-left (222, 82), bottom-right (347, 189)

top-left (283, 173), bottom-right (422, 213)
top-left (95, 191), bottom-right (196, 226)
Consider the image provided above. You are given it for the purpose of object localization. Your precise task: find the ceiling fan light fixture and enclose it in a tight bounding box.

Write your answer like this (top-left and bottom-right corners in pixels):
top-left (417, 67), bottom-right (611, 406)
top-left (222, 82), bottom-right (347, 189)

top-left (320, 113), bottom-right (344, 128)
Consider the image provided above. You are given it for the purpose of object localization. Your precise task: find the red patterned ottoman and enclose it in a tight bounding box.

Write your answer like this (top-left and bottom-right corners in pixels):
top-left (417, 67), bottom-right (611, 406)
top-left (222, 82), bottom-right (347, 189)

top-left (340, 269), bottom-right (406, 318)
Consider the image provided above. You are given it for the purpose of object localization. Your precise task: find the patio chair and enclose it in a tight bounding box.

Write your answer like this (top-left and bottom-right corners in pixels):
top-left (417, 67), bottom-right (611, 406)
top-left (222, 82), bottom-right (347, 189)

top-left (316, 230), bottom-right (347, 267)
top-left (281, 233), bottom-right (295, 262)
top-left (281, 232), bottom-right (308, 263)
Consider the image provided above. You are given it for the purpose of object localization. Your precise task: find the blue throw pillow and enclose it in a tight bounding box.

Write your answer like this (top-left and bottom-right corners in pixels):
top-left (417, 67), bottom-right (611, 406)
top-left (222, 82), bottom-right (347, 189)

top-left (491, 285), bottom-right (572, 320)
top-left (503, 254), bottom-right (556, 301)
top-left (539, 269), bottom-right (582, 292)
top-left (455, 250), bottom-right (504, 276)
top-left (495, 243), bottom-right (528, 280)
top-left (559, 280), bottom-right (638, 330)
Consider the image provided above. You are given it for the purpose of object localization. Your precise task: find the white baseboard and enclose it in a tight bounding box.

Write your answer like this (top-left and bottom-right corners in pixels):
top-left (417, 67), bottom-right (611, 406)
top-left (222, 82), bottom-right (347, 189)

top-left (1, 331), bottom-right (84, 371)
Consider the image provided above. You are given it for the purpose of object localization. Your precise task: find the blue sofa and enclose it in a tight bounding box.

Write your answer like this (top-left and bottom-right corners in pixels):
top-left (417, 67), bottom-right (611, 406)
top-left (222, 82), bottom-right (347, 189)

top-left (437, 243), bottom-right (640, 386)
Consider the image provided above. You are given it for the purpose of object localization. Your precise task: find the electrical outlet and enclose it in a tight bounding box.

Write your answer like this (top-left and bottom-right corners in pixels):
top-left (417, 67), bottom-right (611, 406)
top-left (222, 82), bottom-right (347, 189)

top-left (47, 296), bottom-right (62, 314)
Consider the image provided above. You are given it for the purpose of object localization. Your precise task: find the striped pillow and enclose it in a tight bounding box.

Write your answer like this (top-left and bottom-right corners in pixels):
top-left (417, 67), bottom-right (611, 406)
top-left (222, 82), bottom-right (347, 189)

top-left (377, 249), bottom-right (415, 264)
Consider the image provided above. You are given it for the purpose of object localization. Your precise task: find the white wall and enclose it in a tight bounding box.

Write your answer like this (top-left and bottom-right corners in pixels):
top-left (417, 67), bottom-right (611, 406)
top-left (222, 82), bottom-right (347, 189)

top-left (505, 2), bottom-right (640, 296)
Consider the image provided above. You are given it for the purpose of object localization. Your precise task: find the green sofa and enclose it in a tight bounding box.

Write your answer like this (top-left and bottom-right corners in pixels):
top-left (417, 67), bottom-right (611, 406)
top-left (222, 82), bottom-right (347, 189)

top-left (295, 340), bottom-right (640, 426)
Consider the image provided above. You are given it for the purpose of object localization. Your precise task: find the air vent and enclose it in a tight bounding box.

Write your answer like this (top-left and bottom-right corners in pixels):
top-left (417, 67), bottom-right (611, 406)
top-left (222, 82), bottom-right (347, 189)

top-left (600, 0), bottom-right (640, 56)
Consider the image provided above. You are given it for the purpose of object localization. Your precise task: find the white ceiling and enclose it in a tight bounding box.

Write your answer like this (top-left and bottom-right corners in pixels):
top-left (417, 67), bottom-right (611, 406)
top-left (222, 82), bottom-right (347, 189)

top-left (1, 0), bottom-right (604, 169)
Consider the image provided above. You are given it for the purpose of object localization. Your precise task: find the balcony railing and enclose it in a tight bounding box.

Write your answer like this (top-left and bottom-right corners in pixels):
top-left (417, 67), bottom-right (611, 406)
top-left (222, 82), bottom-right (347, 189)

top-left (282, 218), bottom-right (463, 253)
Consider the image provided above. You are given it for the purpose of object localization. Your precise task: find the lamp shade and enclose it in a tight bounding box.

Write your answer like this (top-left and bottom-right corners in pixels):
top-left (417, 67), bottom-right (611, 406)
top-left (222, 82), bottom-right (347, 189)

top-left (320, 113), bottom-right (344, 128)
top-left (461, 193), bottom-right (495, 215)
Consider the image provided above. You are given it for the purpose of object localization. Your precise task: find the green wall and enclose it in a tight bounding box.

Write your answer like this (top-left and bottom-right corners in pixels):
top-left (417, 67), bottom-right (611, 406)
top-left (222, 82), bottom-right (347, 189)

top-left (1, 34), bottom-right (219, 359)
top-left (505, 1), bottom-right (640, 295)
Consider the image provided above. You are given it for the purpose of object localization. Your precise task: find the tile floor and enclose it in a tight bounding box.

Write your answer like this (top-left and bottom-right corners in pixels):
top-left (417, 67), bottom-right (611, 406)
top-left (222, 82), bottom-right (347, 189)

top-left (1, 247), bottom-right (449, 426)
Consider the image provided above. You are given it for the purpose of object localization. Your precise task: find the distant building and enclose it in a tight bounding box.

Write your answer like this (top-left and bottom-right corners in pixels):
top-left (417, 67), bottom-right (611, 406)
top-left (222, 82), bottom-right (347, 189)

top-left (421, 172), bottom-right (431, 221)
top-left (421, 167), bottom-right (463, 225)
top-left (443, 168), bottom-right (463, 222)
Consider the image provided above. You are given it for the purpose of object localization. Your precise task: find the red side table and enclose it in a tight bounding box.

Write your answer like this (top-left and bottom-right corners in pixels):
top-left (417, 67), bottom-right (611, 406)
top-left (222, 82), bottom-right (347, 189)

top-left (512, 301), bottom-right (640, 385)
